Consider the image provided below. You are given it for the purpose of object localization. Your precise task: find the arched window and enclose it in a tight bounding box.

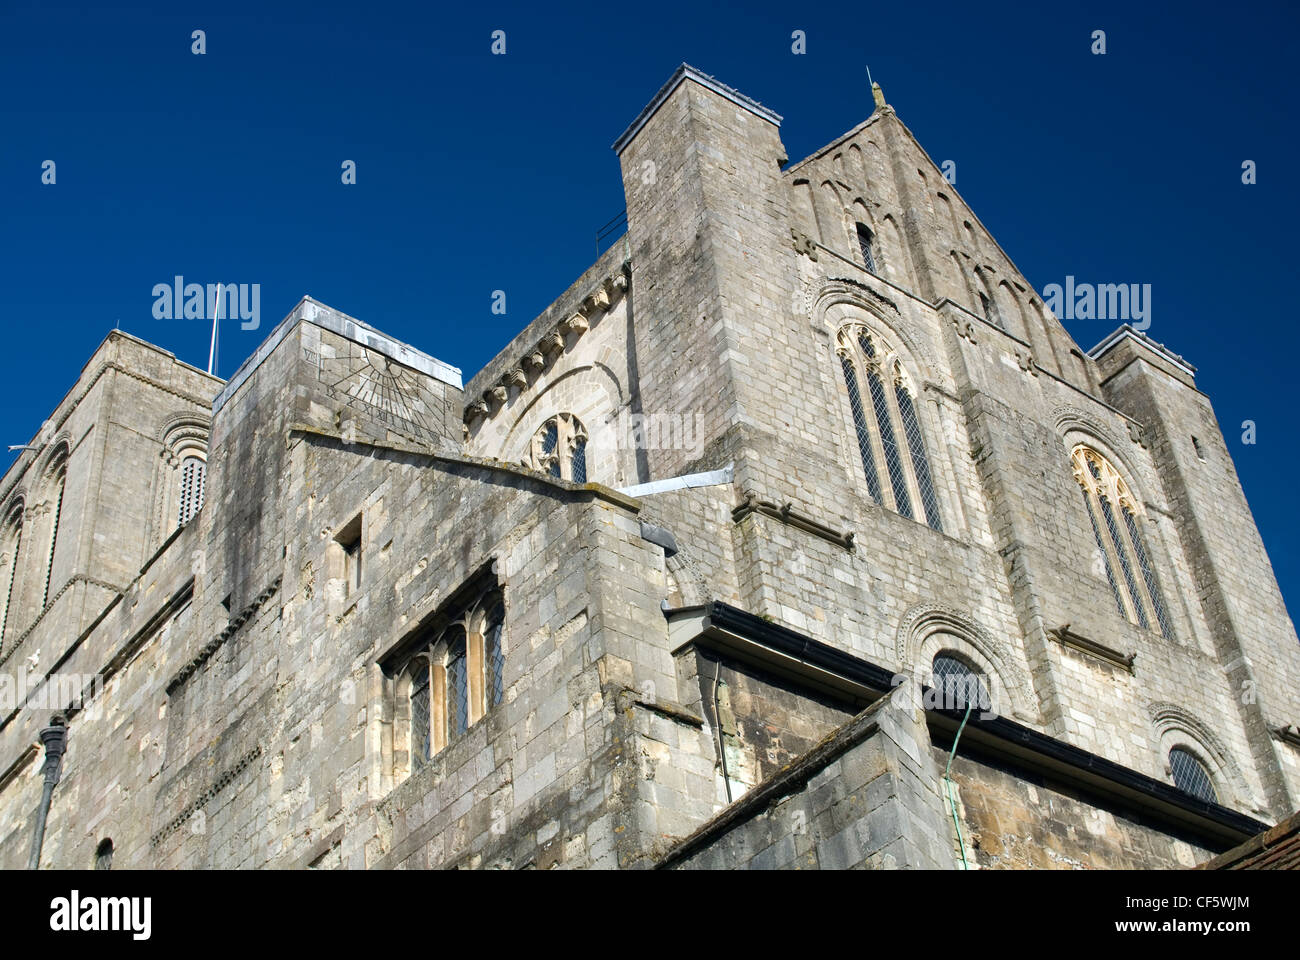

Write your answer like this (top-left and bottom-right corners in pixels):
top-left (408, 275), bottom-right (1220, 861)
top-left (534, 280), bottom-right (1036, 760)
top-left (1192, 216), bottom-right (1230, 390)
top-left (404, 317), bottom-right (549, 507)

top-left (158, 417), bottom-right (210, 545)
top-left (1169, 747), bottom-right (1217, 803)
top-left (41, 452), bottom-right (68, 610)
top-left (974, 270), bottom-right (1003, 330)
top-left (0, 503), bottom-right (23, 649)
top-left (837, 326), bottom-right (943, 531)
top-left (94, 838), bottom-right (114, 870)
top-left (931, 654), bottom-right (991, 712)
top-left (526, 414), bottom-right (588, 483)
top-left (1071, 446), bottom-right (1174, 637)
top-left (178, 456), bottom-right (206, 526)
top-left (406, 587), bottom-right (506, 768)
top-left (855, 223), bottom-right (877, 274)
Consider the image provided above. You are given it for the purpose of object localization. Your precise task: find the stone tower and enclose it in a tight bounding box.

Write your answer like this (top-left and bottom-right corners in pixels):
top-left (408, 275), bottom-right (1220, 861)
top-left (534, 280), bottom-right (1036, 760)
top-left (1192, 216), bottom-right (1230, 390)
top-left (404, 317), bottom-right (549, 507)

top-left (0, 66), bottom-right (1294, 870)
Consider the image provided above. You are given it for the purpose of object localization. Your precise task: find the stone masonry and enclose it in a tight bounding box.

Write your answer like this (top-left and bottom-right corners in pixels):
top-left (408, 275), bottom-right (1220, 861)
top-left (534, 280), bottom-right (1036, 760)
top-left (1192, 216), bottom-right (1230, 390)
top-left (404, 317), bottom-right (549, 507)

top-left (0, 65), bottom-right (1295, 870)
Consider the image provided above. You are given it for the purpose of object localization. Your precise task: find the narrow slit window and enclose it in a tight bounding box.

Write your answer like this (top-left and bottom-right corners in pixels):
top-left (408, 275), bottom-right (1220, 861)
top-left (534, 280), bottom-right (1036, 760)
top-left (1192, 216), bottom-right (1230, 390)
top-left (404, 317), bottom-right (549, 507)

top-left (856, 223), bottom-right (876, 273)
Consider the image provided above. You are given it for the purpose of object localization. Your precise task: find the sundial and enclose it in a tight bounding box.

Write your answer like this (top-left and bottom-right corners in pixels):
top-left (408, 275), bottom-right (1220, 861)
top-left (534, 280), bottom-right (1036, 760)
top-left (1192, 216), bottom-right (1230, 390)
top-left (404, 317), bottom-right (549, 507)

top-left (317, 341), bottom-right (441, 444)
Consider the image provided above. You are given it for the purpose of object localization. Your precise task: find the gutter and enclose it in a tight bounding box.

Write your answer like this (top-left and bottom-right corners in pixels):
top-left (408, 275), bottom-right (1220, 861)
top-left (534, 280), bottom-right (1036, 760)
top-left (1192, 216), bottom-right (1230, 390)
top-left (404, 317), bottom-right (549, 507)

top-left (665, 600), bottom-right (1272, 850)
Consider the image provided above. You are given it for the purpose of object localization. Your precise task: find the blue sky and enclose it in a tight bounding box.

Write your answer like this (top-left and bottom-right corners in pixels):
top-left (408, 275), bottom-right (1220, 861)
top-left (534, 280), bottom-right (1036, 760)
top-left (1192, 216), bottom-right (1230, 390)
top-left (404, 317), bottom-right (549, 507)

top-left (2, 0), bottom-right (1297, 611)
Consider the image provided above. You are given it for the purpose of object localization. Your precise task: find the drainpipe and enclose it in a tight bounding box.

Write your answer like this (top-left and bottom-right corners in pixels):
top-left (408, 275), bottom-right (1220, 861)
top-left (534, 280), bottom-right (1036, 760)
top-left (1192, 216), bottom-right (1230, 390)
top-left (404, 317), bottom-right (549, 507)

top-left (27, 713), bottom-right (68, 870)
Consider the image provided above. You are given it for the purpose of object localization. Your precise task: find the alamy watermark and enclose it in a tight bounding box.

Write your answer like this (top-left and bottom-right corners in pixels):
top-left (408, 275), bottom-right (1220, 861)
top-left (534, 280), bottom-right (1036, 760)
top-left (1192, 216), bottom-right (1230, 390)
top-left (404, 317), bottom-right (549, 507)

top-left (152, 276), bottom-right (260, 330)
top-left (613, 410), bottom-right (706, 458)
top-left (0, 667), bottom-right (102, 712)
top-left (1042, 276), bottom-right (1151, 330)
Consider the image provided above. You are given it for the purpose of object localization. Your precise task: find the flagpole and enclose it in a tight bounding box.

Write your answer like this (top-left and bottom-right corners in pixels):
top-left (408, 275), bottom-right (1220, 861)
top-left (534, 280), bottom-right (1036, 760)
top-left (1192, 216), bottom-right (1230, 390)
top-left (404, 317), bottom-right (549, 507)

top-left (207, 285), bottom-right (221, 375)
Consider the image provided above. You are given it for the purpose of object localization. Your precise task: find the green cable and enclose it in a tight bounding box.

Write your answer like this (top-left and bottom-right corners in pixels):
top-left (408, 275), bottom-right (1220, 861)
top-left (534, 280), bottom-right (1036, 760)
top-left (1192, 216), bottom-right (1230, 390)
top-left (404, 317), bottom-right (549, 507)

top-left (943, 700), bottom-right (974, 870)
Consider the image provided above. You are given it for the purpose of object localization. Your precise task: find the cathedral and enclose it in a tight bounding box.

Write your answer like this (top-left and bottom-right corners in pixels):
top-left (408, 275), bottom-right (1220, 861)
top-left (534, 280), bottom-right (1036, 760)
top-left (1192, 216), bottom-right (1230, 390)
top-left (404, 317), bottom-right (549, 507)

top-left (1, 65), bottom-right (1296, 870)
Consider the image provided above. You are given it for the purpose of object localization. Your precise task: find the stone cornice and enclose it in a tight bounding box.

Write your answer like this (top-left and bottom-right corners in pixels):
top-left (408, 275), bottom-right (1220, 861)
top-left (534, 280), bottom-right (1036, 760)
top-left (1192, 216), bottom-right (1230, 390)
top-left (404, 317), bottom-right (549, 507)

top-left (164, 577), bottom-right (282, 695)
top-left (464, 268), bottom-right (630, 430)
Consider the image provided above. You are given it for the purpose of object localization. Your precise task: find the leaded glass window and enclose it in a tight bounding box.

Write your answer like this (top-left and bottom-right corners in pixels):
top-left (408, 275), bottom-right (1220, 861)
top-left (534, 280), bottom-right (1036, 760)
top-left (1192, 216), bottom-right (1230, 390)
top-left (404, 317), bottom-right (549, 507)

top-left (1100, 495), bottom-right (1149, 630)
top-left (401, 583), bottom-right (506, 769)
top-left (1124, 507), bottom-right (1174, 638)
top-left (840, 356), bottom-right (883, 504)
top-left (1083, 490), bottom-right (1125, 619)
top-left (836, 324), bottom-right (943, 530)
top-left (932, 654), bottom-right (991, 712)
top-left (446, 629), bottom-right (468, 738)
top-left (1071, 445), bottom-right (1174, 637)
top-left (868, 368), bottom-right (912, 520)
top-left (1169, 747), bottom-right (1217, 803)
top-left (486, 602), bottom-right (505, 708)
top-left (571, 438), bottom-right (587, 484)
top-left (410, 662), bottom-right (432, 766)
top-left (896, 384), bottom-right (943, 532)
top-left (527, 414), bottom-right (589, 482)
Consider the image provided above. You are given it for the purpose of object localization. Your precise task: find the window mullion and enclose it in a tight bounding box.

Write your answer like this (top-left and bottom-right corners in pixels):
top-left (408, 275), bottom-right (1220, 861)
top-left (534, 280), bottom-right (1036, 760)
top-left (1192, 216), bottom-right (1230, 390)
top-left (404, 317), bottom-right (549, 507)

top-left (1113, 501), bottom-right (1156, 629)
top-left (889, 380), bottom-right (926, 524)
top-left (862, 359), bottom-right (894, 512)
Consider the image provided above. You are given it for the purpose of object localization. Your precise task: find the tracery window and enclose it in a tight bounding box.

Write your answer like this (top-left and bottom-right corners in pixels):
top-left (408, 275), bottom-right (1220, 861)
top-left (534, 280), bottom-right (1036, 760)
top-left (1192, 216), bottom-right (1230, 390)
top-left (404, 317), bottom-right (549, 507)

top-left (1071, 445), bottom-right (1174, 637)
top-left (526, 413), bottom-right (588, 483)
top-left (837, 325), bottom-right (943, 531)
top-left (1169, 747), bottom-right (1217, 803)
top-left (0, 503), bottom-right (22, 649)
top-left (405, 587), bottom-right (506, 766)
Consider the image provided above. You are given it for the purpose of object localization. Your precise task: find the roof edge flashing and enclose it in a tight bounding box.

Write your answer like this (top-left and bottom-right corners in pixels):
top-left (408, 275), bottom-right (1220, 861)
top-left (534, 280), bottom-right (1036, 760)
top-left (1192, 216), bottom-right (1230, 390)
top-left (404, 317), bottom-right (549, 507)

top-left (1088, 324), bottom-right (1197, 378)
top-left (613, 63), bottom-right (782, 155)
top-left (213, 296), bottom-right (463, 416)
